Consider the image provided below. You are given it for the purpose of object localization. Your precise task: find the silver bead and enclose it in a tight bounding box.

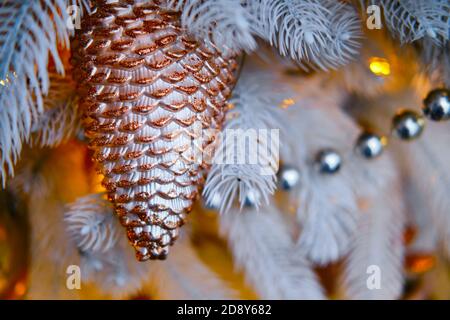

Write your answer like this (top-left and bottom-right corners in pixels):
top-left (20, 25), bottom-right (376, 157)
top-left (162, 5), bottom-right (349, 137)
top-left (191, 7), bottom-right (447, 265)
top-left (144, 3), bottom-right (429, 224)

top-left (277, 165), bottom-right (300, 190)
top-left (392, 110), bottom-right (425, 141)
top-left (423, 88), bottom-right (450, 121)
top-left (243, 190), bottom-right (260, 208)
top-left (315, 149), bottom-right (341, 174)
top-left (355, 132), bottom-right (386, 159)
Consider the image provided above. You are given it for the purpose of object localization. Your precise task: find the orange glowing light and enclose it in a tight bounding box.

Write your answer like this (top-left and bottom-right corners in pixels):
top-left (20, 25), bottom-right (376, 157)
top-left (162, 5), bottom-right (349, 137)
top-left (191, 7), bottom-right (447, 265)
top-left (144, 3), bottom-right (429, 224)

top-left (93, 174), bottom-right (106, 193)
top-left (14, 282), bottom-right (27, 297)
top-left (0, 226), bottom-right (6, 241)
top-left (369, 57), bottom-right (391, 76)
top-left (403, 226), bottom-right (417, 246)
top-left (280, 98), bottom-right (295, 109)
top-left (405, 253), bottom-right (435, 274)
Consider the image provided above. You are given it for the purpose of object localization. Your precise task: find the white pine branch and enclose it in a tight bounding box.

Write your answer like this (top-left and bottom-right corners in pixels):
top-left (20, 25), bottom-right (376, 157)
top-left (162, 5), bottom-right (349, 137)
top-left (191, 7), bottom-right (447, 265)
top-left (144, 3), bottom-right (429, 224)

top-left (168, 0), bottom-right (362, 68)
top-left (418, 39), bottom-right (450, 87)
top-left (402, 174), bottom-right (438, 254)
top-left (220, 205), bottom-right (325, 299)
top-left (63, 193), bottom-right (149, 297)
top-left (0, 0), bottom-right (77, 186)
top-left (363, 0), bottom-right (450, 44)
top-left (203, 65), bottom-right (290, 213)
top-left (252, 0), bottom-right (362, 70)
top-left (65, 192), bottom-right (234, 299)
top-left (294, 111), bottom-right (404, 267)
top-left (65, 193), bottom-right (119, 253)
top-left (166, 0), bottom-right (258, 52)
top-left (79, 241), bottom-right (150, 298)
top-left (287, 106), bottom-right (361, 265)
top-left (32, 73), bottom-right (81, 147)
top-left (399, 125), bottom-right (450, 258)
top-left (343, 174), bottom-right (405, 299)
top-left (26, 177), bottom-right (82, 299)
top-left (145, 238), bottom-right (237, 299)
top-left (8, 148), bottom-right (52, 199)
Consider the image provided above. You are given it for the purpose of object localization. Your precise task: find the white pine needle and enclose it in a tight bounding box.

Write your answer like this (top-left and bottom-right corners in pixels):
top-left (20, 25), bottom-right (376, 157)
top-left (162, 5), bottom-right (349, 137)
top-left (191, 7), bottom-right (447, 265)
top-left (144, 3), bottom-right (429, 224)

top-left (32, 73), bottom-right (81, 147)
top-left (65, 193), bottom-right (119, 253)
top-left (166, 0), bottom-right (258, 52)
top-left (253, 0), bottom-right (362, 70)
top-left (0, 0), bottom-right (78, 186)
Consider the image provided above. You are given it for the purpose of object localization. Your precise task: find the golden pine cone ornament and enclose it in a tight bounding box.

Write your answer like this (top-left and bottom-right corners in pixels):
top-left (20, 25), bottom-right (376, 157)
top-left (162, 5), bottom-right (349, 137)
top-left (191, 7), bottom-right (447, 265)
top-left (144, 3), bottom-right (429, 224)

top-left (72, 0), bottom-right (238, 261)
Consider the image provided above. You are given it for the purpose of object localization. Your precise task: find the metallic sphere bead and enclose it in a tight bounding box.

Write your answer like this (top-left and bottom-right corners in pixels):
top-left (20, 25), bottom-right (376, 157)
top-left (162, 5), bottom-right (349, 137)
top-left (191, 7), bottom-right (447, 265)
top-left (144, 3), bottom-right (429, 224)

top-left (392, 110), bottom-right (425, 141)
top-left (355, 132), bottom-right (386, 159)
top-left (423, 88), bottom-right (450, 121)
top-left (315, 149), bottom-right (342, 174)
top-left (277, 165), bottom-right (300, 191)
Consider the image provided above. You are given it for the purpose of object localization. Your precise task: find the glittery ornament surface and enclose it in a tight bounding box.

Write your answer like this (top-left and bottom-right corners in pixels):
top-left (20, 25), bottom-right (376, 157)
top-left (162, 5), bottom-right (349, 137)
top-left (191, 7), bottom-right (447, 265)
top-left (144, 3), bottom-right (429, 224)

top-left (72, 0), bottom-right (238, 261)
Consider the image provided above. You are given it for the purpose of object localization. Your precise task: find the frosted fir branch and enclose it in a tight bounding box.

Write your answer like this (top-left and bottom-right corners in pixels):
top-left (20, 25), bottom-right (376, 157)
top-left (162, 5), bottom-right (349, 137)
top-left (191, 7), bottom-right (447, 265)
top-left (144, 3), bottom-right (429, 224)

top-left (25, 140), bottom-right (146, 299)
top-left (203, 66), bottom-right (292, 213)
top-left (362, 0), bottom-right (450, 44)
top-left (79, 241), bottom-right (150, 298)
top-left (166, 0), bottom-right (258, 52)
top-left (285, 106), bottom-right (360, 265)
top-left (253, 0), bottom-right (362, 70)
top-left (65, 193), bottom-right (119, 253)
top-left (25, 154), bottom-right (83, 299)
top-left (65, 193), bottom-right (149, 297)
top-left (0, 0), bottom-right (78, 186)
top-left (145, 239), bottom-right (237, 299)
top-left (81, 232), bottom-right (235, 299)
top-left (32, 73), bottom-right (81, 147)
top-left (220, 205), bottom-right (325, 299)
top-left (8, 150), bottom-right (52, 199)
top-left (168, 0), bottom-right (362, 68)
top-left (399, 125), bottom-right (450, 258)
top-left (292, 108), bottom-right (403, 266)
top-left (417, 39), bottom-right (450, 87)
top-left (402, 174), bottom-right (438, 254)
top-left (317, 1), bottom-right (363, 69)
top-left (65, 193), bottom-right (234, 298)
top-left (343, 180), bottom-right (405, 299)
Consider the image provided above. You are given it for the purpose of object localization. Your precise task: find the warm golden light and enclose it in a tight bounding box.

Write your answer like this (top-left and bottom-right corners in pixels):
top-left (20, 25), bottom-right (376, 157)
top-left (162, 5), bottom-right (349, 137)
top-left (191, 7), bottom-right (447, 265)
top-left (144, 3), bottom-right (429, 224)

top-left (227, 102), bottom-right (235, 110)
top-left (93, 173), bottom-right (106, 193)
top-left (405, 253), bottom-right (436, 274)
top-left (14, 281), bottom-right (27, 297)
top-left (369, 57), bottom-right (391, 76)
top-left (280, 98), bottom-right (295, 109)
